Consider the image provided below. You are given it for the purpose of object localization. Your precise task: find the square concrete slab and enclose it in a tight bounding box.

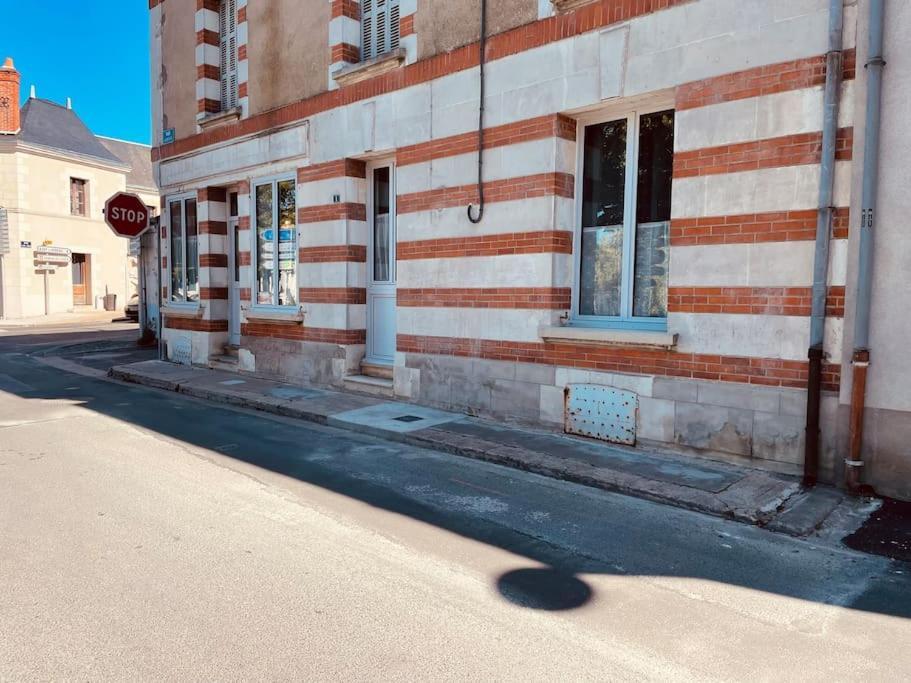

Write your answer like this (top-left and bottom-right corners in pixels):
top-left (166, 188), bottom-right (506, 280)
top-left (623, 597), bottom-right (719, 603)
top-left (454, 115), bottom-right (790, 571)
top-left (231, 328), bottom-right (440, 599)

top-left (328, 402), bottom-right (464, 435)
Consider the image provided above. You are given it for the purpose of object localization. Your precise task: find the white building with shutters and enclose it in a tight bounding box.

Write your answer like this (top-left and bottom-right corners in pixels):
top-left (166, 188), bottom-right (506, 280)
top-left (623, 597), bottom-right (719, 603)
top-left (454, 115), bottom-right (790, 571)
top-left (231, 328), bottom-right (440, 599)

top-left (149, 0), bottom-right (911, 502)
top-left (0, 58), bottom-right (156, 319)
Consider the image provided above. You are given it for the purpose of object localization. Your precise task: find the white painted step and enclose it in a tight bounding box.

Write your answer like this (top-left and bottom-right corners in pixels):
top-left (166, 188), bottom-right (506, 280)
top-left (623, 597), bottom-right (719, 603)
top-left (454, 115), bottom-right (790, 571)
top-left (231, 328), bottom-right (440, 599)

top-left (343, 374), bottom-right (394, 397)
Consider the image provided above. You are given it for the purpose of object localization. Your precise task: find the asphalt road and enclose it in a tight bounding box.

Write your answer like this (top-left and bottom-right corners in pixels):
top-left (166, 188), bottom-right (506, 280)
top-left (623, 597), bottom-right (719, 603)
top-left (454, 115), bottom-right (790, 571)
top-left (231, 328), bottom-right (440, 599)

top-left (1, 325), bottom-right (910, 680)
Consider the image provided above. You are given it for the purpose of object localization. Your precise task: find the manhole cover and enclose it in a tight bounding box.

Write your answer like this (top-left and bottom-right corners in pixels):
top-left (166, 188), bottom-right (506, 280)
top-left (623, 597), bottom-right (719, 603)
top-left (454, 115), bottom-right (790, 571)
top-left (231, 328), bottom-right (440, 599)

top-left (393, 415), bottom-right (424, 423)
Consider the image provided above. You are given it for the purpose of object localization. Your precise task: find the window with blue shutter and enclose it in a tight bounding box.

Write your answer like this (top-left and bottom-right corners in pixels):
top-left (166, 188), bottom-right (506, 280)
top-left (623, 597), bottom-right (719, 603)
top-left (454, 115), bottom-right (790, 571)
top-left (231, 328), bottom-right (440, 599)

top-left (361, 0), bottom-right (400, 62)
top-left (219, 0), bottom-right (238, 110)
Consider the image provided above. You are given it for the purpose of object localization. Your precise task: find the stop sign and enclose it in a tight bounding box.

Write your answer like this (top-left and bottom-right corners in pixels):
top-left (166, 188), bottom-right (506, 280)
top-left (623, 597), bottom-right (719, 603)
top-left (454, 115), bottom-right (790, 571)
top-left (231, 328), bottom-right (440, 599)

top-left (104, 192), bottom-right (151, 238)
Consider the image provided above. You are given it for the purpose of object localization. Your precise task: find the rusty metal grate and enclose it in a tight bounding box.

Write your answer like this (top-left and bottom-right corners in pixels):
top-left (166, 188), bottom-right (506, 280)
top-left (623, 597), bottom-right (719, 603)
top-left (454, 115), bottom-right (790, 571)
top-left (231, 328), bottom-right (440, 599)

top-left (565, 384), bottom-right (637, 445)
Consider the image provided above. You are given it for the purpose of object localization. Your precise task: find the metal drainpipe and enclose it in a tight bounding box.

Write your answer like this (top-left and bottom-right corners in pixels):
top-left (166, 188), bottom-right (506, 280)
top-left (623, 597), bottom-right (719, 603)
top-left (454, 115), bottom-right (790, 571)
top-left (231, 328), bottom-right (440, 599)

top-left (467, 0), bottom-right (487, 224)
top-left (846, 0), bottom-right (886, 493)
top-left (804, 0), bottom-right (845, 487)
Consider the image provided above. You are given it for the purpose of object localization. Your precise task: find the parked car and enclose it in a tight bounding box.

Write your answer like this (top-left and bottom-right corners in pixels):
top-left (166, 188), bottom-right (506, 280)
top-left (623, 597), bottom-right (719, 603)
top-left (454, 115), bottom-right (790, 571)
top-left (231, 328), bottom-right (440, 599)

top-left (124, 294), bottom-right (139, 321)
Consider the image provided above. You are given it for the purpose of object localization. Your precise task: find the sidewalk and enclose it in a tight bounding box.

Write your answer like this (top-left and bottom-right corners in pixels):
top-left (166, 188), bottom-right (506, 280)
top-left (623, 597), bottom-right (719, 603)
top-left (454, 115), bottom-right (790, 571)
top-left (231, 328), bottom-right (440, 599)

top-left (0, 309), bottom-right (124, 329)
top-left (109, 359), bottom-right (851, 536)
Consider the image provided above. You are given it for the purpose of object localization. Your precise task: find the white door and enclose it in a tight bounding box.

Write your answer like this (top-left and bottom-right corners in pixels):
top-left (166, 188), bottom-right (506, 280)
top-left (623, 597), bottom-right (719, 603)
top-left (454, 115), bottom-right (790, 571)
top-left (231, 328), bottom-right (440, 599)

top-left (227, 197), bottom-right (241, 346)
top-left (366, 163), bottom-right (396, 365)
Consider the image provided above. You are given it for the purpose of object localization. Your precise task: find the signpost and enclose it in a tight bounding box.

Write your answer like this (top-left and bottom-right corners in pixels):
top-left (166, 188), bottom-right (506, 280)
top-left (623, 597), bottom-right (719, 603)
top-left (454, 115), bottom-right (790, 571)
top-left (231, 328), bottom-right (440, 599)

top-left (104, 192), bottom-right (151, 239)
top-left (104, 192), bottom-right (157, 354)
top-left (34, 245), bottom-right (71, 315)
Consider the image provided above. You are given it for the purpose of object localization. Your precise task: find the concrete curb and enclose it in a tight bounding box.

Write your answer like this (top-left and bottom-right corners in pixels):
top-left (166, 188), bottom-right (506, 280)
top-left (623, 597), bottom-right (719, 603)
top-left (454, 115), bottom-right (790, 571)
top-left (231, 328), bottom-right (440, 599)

top-left (108, 362), bottom-right (858, 535)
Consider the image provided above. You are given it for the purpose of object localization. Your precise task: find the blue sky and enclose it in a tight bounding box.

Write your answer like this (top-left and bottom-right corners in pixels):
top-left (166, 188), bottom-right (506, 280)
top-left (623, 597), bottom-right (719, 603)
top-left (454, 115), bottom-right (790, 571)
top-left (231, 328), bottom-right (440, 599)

top-left (0, 2), bottom-right (151, 144)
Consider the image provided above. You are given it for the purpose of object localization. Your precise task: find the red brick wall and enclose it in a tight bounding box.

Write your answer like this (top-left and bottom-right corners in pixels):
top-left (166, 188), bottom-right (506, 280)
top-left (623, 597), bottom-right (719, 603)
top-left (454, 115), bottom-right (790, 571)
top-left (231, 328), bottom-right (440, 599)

top-left (298, 203), bottom-right (366, 223)
top-left (396, 114), bottom-right (575, 167)
top-left (668, 286), bottom-right (847, 317)
top-left (164, 316), bottom-right (228, 332)
top-left (397, 287), bottom-right (571, 309)
top-left (299, 245), bottom-right (367, 263)
top-left (242, 321), bottom-right (365, 344)
top-left (673, 129), bottom-right (852, 179)
top-left (397, 231), bottom-right (573, 260)
top-left (299, 287), bottom-right (367, 304)
top-left (397, 173), bottom-right (573, 214)
top-left (671, 208), bottom-right (851, 245)
top-left (676, 50), bottom-right (857, 110)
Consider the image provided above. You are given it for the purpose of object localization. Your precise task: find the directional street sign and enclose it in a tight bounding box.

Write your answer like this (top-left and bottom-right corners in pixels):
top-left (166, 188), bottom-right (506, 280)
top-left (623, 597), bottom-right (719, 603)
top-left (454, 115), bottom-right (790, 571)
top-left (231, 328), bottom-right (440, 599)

top-left (35, 245), bottom-right (72, 265)
top-left (104, 192), bottom-right (151, 238)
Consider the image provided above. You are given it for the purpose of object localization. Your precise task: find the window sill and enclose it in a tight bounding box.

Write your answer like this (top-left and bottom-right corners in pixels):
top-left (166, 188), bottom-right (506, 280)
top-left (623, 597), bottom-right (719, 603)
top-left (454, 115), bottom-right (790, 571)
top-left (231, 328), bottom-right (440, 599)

top-left (551, 0), bottom-right (598, 12)
top-left (242, 305), bottom-right (305, 324)
top-left (196, 107), bottom-right (242, 130)
top-left (161, 303), bottom-right (204, 319)
top-left (539, 325), bottom-right (678, 350)
top-left (332, 48), bottom-right (406, 87)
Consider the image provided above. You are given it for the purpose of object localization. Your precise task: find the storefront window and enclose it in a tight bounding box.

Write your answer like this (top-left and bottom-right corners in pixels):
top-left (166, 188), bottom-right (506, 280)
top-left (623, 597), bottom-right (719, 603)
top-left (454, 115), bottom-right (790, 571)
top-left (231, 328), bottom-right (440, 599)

top-left (169, 197), bottom-right (199, 303)
top-left (254, 177), bottom-right (297, 307)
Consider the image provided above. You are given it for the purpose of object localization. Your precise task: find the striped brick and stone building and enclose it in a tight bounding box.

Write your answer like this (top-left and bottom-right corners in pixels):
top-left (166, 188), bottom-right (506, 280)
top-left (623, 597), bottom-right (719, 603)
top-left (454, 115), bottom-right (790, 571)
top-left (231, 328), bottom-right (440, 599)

top-left (150, 0), bottom-right (911, 500)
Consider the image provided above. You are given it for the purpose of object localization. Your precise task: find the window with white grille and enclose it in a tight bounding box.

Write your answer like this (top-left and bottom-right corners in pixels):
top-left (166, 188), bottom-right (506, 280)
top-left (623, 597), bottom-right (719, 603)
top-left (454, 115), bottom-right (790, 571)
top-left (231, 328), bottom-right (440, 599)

top-left (361, 0), bottom-right (400, 62)
top-left (219, 0), bottom-right (238, 110)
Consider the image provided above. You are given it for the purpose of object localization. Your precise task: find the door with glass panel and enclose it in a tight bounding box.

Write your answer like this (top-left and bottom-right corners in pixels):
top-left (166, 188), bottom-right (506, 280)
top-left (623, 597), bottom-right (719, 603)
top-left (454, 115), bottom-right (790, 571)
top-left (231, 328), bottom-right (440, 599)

top-left (575, 108), bottom-right (675, 328)
top-left (227, 191), bottom-right (241, 346)
top-left (366, 162), bottom-right (396, 365)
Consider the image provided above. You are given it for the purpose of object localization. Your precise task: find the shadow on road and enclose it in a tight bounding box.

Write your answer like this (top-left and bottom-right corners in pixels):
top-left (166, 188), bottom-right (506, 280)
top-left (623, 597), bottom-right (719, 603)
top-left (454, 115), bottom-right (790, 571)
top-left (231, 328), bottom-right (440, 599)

top-left (2, 328), bottom-right (909, 618)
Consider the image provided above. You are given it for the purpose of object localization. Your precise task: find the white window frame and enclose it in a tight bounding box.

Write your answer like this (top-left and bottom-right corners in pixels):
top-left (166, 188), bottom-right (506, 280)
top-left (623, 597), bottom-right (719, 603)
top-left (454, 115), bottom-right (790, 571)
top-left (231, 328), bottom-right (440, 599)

top-left (361, 0), bottom-right (401, 62)
top-left (219, 0), bottom-right (238, 111)
top-left (251, 173), bottom-right (298, 310)
top-left (166, 192), bottom-right (200, 306)
top-left (571, 95), bottom-right (675, 332)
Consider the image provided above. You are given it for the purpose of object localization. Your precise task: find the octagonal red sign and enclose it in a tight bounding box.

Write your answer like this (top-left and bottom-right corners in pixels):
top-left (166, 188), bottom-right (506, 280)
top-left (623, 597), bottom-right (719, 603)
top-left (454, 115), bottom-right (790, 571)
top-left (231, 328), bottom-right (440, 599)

top-left (104, 192), bottom-right (151, 238)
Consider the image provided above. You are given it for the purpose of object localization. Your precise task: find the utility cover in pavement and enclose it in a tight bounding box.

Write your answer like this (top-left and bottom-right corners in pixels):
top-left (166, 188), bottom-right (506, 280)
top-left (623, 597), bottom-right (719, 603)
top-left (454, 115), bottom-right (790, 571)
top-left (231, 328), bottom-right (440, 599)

top-left (565, 384), bottom-right (637, 445)
top-left (329, 403), bottom-right (461, 434)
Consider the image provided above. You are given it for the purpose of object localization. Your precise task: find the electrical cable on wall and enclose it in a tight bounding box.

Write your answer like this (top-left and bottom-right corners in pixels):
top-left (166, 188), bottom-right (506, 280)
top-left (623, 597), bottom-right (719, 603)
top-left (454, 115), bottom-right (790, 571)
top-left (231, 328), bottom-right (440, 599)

top-left (467, 0), bottom-right (487, 223)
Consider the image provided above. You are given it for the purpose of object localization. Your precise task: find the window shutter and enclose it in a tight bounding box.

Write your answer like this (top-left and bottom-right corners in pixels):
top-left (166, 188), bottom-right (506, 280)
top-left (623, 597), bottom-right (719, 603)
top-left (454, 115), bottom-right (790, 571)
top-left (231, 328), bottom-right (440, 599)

top-left (0, 208), bottom-right (9, 255)
top-left (228, 0), bottom-right (238, 106)
top-left (390, 1), bottom-right (400, 52)
top-left (362, 0), bottom-right (374, 60)
top-left (219, 0), bottom-right (238, 110)
top-left (361, 0), bottom-right (399, 61)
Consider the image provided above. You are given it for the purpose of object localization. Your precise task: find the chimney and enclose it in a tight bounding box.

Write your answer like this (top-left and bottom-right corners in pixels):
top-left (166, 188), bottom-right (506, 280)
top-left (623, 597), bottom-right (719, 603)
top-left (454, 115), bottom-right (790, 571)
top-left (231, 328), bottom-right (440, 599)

top-left (0, 57), bottom-right (20, 135)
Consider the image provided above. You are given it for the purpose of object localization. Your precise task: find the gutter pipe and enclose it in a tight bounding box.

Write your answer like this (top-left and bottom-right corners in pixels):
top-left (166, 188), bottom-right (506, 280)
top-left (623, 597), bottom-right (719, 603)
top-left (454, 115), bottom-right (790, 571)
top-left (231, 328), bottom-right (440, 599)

top-left (467, 0), bottom-right (486, 224)
top-left (804, 0), bottom-right (845, 486)
top-left (846, 0), bottom-right (886, 493)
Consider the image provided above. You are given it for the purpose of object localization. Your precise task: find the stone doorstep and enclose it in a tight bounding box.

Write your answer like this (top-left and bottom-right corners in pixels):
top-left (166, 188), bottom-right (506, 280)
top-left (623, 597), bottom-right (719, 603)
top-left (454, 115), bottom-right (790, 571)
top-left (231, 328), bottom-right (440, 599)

top-left (107, 361), bottom-right (844, 534)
